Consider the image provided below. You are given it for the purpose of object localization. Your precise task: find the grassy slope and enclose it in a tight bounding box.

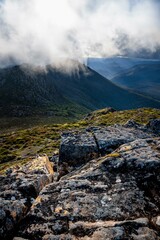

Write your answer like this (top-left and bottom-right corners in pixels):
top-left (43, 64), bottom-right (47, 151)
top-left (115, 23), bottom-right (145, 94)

top-left (0, 104), bottom-right (88, 134)
top-left (0, 107), bottom-right (160, 174)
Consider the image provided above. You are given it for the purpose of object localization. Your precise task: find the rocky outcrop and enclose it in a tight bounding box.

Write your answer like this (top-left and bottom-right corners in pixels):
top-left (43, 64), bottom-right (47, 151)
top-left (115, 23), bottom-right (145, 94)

top-left (59, 123), bottom-right (156, 175)
top-left (59, 131), bottom-right (99, 169)
top-left (15, 137), bottom-right (160, 239)
top-left (1, 120), bottom-right (160, 239)
top-left (0, 156), bottom-right (54, 240)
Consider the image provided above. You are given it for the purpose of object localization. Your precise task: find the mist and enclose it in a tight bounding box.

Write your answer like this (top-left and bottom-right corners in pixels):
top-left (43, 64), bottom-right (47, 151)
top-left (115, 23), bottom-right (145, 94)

top-left (0, 0), bottom-right (160, 68)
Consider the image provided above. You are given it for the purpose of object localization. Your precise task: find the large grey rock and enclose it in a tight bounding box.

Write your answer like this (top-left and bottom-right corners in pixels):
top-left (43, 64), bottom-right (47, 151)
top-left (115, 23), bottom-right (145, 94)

top-left (59, 131), bottom-right (99, 169)
top-left (58, 124), bottom-right (156, 176)
top-left (92, 125), bottom-right (153, 155)
top-left (147, 119), bottom-right (160, 133)
top-left (16, 138), bottom-right (160, 239)
top-left (0, 156), bottom-right (54, 240)
top-left (1, 122), bottom-right (160, 239)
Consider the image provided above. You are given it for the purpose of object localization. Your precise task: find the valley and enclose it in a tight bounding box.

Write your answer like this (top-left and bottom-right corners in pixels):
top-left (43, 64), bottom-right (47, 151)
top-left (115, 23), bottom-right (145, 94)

top-left (87, 57), bottom-right (160, 101)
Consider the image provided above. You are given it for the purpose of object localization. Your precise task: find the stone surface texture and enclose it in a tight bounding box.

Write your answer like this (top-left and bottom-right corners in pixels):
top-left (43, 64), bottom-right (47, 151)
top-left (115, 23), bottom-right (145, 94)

top-left (0, 120), bottom-right (160, 239)
top-left (58, 123), bottom-right (156, 175)
top-left (0, 156), bottom-right (53, 239)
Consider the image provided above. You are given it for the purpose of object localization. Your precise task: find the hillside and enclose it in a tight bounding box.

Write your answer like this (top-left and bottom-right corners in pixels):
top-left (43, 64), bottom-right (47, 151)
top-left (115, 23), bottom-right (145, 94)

top-left (0, 107), bottom-right (160, 174)
top-left (50, 66), bottom-right (160, 111)
top-left (0, 63), bottom-right (160, 120)
top-left (111, 64), bottom-right (160, 101)
top-left (0, 64), bottom-right (89, 118)
top-left (87, 57), bottom-right (160, 80)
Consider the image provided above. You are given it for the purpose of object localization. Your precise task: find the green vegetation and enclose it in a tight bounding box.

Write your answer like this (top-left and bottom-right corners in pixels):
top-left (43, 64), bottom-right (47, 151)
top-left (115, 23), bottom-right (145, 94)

top-left (0, 105), bottom-right (88, 134)
top-left (0, 108), bottom-right (160, 174)
top-left (1, 64), bottom-right (160, 121)
top-left (85, 108), bottom-right (160, 126)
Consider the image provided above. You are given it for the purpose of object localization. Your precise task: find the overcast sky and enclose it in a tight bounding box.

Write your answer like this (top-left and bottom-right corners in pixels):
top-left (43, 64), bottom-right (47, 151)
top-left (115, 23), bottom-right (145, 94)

top-left (0, 0), bottom-right (160, 67)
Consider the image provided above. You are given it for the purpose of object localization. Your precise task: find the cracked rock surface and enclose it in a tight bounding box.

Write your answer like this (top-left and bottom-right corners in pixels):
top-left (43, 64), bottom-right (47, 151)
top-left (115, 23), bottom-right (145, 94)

top-left (16, 122), bottom-right (160, 240)
top-left (1, 120), bottom-right (160, 239)
top-left (58, 123), bottom-right (156, 175)
top-left (0, 156), bottom-right (54, 240)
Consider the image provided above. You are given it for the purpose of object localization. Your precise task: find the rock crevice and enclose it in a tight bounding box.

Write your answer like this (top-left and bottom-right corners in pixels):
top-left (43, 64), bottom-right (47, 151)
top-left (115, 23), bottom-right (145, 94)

top-left (0, 119), bottom-right (160, 239)
top-left (0, 156), bottom-right (54, 240)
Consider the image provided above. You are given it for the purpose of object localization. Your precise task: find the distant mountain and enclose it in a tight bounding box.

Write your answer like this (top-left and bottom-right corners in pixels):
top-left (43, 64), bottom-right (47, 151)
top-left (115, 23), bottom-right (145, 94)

top-left (0, 64), bottom-right (89, 118)
top-left (0, 62), bottom-right (160, 117)
top-left (111, 64), bottom-right (160, 101)
top-left (87, 57), bottom-right (160, 79)
top-left (87, 57), bottom-right (160, 102)
top-left (50, 65), bottom-right (160, 111)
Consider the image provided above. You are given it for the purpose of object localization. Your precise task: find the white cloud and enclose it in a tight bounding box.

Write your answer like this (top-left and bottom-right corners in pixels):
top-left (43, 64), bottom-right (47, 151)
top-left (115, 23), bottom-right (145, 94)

top-left (0, 0), bottom-right (160, 67)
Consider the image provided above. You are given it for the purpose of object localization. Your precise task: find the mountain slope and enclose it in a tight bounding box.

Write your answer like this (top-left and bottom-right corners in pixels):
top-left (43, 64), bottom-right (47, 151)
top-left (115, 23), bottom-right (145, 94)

top-left (0, 62), bottom-right (160, 118)
top-left (48, 66), bottom-right (160, 110)
top-left (111, 64), bottom-right (160, 101)
top-left (87, 57), bottom-right (160, 79)
top-left (0, 64), bottom-right (89, 117)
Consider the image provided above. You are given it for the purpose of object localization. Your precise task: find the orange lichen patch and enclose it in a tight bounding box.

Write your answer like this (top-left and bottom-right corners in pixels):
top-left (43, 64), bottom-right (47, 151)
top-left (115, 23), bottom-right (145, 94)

top-left (26, 156), bottom-right (54, 175)
top-left (54, 207), bottom-right (69, 216)
top-left (97, 152), bottom-right (121, 164)
top-left (35, 196), bottom-right (42, 204)
top-left (10, 211), bottom-right (17, 220)
top-left (55, 207), bottom-right (63, 213)
top-left (45, 156), bottom-right (54, 175)
top-left (107, 152), bottom-right (121, 158)
top-left (31, 196), bottom-right (42, 208)
top-left (63, 210), bottom-right (69, 216)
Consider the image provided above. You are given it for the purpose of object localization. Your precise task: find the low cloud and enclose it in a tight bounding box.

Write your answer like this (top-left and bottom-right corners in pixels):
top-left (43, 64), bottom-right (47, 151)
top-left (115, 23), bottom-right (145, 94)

top-left (0, 0), bottom-right (160, 68)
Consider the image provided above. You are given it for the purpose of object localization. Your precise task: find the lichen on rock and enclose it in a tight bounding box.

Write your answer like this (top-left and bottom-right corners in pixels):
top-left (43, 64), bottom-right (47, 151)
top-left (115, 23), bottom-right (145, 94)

top-left (1, 120), bottom-right (160, 239)
top-left (0, 156), bottom-right (54, 240)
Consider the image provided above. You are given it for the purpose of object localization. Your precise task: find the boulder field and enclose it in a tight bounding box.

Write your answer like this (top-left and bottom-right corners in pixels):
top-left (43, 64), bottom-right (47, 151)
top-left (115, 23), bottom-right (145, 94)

top-left (0, 119), bottom-right (160, 239)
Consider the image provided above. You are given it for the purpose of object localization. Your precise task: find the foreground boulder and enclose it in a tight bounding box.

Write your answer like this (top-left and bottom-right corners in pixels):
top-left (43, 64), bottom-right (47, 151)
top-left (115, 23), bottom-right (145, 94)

top-left (0, 156), bottom-right (54, 240)
top-left (16, 138), bottom-right (160, 239)
top-left (59, 131), bottom-right (99, 169)
top-left (59, 123), bottom-right (156, 175)
top-left (1, 120), bottom-right (160, 239)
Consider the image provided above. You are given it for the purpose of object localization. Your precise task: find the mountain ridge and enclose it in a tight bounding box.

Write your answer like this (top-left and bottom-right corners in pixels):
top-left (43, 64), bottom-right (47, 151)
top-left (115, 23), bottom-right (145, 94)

top-left (0, 62), bottom-right (160, 118)
top-left (111, 63), bottom-right (160, 101)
